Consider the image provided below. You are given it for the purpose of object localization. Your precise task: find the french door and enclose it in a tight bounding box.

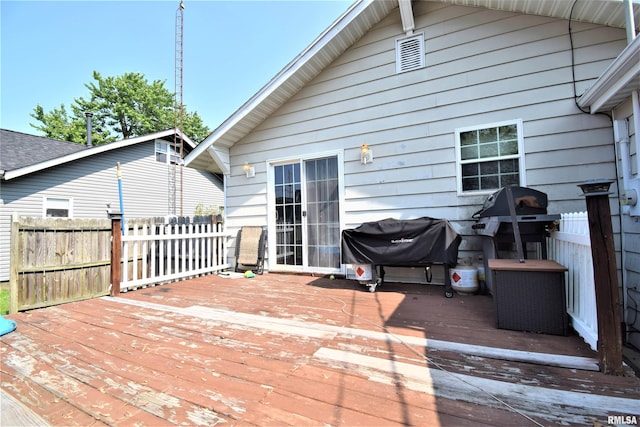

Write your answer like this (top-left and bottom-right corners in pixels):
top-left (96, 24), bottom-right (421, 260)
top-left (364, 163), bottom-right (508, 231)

top-left (269, 154), bottom-right (342, 273)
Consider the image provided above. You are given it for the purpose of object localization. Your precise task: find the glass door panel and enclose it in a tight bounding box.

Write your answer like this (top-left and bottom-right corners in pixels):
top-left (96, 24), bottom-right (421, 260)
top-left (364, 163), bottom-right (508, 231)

top-left (274, 163), bottom-right (302, 266)
top-left (305, 157), bottom-right (340, 269)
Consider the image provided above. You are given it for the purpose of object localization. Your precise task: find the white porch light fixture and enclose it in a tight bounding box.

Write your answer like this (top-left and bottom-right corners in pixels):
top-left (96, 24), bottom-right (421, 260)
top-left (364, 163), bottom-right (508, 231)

top-left (360, 144), bottom-right (373, 164)
top-left (243, 162), bottom-right (255, 178)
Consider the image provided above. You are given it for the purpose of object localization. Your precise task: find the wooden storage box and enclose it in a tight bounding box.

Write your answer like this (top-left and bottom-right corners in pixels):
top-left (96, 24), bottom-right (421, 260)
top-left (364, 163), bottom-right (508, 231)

top-left (488, 259), bottom-right (569, 336)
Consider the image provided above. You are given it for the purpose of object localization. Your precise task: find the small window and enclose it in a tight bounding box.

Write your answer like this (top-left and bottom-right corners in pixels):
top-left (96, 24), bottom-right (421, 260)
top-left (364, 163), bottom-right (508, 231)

top-left (155, 141), bottom-right (180, 164)
top-left (455, 120), bottom-right (526, 195)
top-left (44, 197), bottom-right (72, 218)
top-left (396, 33), bottom-right (425, 73)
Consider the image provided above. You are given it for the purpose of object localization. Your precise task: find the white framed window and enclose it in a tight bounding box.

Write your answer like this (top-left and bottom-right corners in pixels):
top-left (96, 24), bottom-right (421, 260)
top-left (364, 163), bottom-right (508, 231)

top-left (44, 197), bottom-right (72, 218)
top-left (396, 33), bottom-right (425, 74)
top-left (455, 119), bottom-right (526, 195)
top-left (155, 141), bottom-right (180, 164)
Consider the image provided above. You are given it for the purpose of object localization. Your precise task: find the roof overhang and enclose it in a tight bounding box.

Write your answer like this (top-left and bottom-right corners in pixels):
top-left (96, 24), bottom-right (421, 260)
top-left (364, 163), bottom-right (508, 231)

top-left (578, 35), bottom-right (640, 113)
top-left (2, 128), bottom-right (194, 181)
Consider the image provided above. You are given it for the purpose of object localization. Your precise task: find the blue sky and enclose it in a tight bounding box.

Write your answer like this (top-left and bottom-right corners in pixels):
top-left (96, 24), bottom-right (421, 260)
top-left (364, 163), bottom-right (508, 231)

top-left (1, 0), bottom-right (353, 137)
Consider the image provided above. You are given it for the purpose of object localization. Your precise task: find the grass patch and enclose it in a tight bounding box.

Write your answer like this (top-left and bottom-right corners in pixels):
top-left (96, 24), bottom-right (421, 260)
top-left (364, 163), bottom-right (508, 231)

top-left (0, 289), bottom-right (9, 315)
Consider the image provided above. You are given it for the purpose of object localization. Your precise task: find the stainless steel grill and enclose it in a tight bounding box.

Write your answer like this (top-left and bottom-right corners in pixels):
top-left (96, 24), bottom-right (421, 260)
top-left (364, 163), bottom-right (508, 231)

top-left (472, 186), bottom-right (560, 293)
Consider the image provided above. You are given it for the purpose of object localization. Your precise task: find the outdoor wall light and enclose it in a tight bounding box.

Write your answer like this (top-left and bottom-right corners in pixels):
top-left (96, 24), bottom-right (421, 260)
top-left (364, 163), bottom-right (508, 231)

top-left (243, 163), bottom-right (255, 178)
top-left (360, 144), bottom-right (373, 164)
top-left (578, 179), bottom-right (614, 197)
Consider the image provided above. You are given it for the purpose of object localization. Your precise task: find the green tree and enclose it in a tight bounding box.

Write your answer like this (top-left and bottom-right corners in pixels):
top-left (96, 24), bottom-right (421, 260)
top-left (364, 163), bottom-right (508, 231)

top-left (30, 71), bottom-right (210, 144)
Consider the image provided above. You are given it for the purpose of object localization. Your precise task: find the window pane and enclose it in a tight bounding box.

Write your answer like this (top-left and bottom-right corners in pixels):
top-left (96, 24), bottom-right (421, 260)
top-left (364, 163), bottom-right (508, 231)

top-left (460, 130), bottom-right (477, 146)
top-left (46, 208), bottom-right (69, 217)
top-left (328, 157), bottom-right (338, 176)
top-left (479, 143), bottom-right (499, 158)
top-left (463, 177), bottom-right (479, 191)
top-left (461, 146), bottom-right (478, 160)
top-left (500, 159), bottom-right (519, 173)
top-left (479, 161), bottom-right (498, 175)
top-left (293, 163), bottom-right (300, 182)
top-left (501, 174), bottom-right (520, 187)
top-left (499, 124), bottom-right (517, 140)
top-left (283, 164), bottom-right (294, 183)
top-left (499, 141), bottom-right (518, 156)
top-left (306, 161), bottom-right (316, 181)
top-left (317, 158), bottom-right (327, 179)
top-left (462, 163), bottom-right (479, 176)
top-left (480, 175), bottom-right (499, 190)
top-left (478, 128), bottom-right (497, 143)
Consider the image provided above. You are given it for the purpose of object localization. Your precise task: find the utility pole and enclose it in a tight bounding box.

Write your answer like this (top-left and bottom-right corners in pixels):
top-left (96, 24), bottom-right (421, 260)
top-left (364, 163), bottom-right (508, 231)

top-left (171, 1), bottom-right (185, 216)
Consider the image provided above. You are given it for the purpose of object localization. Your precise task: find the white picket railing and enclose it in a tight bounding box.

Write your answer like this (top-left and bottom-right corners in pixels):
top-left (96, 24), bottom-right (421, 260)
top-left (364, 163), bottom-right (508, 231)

top-left (120, 218), bottom-right (232, 291)
top-left (547, 212), bottom-right (597, 350)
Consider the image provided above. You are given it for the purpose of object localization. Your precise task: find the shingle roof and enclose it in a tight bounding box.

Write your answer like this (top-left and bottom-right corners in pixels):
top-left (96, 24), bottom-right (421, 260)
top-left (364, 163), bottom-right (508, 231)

top-left (0, 129), bottom-right (88, 172)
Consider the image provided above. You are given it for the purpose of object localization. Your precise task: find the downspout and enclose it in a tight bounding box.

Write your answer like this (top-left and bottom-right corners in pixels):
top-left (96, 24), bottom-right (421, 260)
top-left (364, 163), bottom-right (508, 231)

top-left (620, 0), bottom-right (638, 349)
top-left (633, 91), bottom-right (640, 185)
top-left (614, 119), bottom-right (637, 212)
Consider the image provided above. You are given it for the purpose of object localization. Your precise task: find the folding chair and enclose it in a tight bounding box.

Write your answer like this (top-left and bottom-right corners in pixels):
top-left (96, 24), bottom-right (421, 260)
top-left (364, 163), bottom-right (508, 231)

top-left (234, 226), bottom-right (267, 274)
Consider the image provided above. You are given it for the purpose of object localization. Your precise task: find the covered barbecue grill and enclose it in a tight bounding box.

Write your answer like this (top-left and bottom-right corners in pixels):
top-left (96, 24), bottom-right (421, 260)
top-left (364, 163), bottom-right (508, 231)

top-left (341, 217), bottom-right (462, 296)
top-left (472, 185), bottom-right (560, 293)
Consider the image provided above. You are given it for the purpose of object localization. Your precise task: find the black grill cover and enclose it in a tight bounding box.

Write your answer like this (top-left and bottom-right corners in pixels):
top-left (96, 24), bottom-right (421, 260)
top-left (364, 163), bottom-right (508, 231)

top-left (341, 217), bottom-right (461, 267)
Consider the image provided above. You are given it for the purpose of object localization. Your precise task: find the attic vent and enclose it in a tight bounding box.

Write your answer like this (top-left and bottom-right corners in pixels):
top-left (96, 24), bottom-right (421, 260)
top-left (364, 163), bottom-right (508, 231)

top-left (396, 33), bottom-right (425, 73)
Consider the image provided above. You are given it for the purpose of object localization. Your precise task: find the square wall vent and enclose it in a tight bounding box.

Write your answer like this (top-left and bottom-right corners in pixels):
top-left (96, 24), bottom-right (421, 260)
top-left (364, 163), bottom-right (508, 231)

top-left (396, 33), bottom-right (425, 73)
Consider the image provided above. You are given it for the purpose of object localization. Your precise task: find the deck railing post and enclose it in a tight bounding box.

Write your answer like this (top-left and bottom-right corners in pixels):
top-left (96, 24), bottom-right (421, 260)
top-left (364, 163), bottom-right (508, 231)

top-left (578, 180), bottom-right (623, 375)
top-left (110, 212), bottom-right (123, 297)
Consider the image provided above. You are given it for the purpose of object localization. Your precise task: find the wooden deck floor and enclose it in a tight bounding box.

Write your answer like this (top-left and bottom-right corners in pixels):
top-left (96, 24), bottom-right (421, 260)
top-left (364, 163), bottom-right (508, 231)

top-left (2, 273), bottom-right (639, 426)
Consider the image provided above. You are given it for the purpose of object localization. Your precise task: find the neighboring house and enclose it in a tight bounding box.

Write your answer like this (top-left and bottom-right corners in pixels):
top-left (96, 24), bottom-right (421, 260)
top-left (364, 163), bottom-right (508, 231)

top-left (185, 1), bottom-right (639, 344)
top-left (0, 128), bottom-right (224, 282)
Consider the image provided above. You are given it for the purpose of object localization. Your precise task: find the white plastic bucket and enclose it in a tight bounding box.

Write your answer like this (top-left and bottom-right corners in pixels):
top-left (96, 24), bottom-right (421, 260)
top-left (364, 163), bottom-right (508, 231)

top-left (352, 264), bottom-right (372, 281)
top-left (450, 266), bottom-right (479, 294)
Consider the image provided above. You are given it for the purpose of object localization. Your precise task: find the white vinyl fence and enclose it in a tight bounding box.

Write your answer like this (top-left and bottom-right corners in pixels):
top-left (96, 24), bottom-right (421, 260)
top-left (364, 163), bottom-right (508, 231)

top-left (120, 217), bottom-right (232, 291)
top-left (547, 212), bottom-right (597, 350)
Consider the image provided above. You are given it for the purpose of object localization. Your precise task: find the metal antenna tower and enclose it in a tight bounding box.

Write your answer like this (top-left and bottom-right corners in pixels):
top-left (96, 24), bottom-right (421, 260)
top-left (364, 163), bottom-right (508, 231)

top-left (171, 1), bottom-right (185, 216)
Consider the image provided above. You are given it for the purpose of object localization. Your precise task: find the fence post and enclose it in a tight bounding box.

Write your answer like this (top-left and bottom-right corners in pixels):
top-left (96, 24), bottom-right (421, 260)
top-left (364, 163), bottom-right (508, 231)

top-left (9, 212), bottom-right (20, 314)
top-left (578, 180), bottom-right (623, 375)
top-left (110, 212), bottom-right (122, 297)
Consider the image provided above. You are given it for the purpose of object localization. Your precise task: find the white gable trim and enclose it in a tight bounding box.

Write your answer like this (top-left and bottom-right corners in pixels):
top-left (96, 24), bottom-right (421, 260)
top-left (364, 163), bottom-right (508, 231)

top-left (207, 145), bottom-right (230, 176)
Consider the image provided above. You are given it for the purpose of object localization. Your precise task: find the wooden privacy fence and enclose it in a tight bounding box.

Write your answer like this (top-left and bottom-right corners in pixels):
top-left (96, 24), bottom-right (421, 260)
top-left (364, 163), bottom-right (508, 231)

top-left (112, 215), bottom-right (231, 293)
top-left (547, 212), bottom-right (597, 350)
top-left (10, 216), bottom-right (112, 313)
